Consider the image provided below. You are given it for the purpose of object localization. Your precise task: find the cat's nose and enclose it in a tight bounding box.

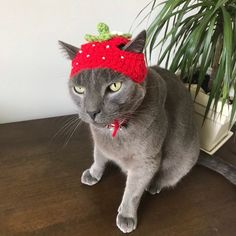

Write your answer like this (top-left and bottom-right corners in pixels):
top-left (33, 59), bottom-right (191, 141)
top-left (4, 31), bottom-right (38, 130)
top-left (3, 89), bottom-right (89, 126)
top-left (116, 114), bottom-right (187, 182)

top-left (87, 109), bottom-right (101, 120)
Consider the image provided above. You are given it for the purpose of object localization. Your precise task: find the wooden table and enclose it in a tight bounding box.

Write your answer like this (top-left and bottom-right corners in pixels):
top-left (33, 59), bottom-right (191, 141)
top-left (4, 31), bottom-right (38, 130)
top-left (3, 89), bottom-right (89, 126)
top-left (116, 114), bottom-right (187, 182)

top-left (0, 116), bottom-right (235, 236)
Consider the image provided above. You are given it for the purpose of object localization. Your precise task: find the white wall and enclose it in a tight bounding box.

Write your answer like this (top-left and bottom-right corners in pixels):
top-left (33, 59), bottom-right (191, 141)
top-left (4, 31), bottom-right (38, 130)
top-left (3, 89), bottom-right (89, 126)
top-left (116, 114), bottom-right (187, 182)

top-left (0, 0), bottom-right (158, 124)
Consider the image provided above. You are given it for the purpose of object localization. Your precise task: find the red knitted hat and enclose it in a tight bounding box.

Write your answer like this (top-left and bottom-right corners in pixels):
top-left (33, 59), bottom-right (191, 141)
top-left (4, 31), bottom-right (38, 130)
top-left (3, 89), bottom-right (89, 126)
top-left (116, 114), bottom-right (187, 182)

top-left (70, 30), bottom-right (147, 83)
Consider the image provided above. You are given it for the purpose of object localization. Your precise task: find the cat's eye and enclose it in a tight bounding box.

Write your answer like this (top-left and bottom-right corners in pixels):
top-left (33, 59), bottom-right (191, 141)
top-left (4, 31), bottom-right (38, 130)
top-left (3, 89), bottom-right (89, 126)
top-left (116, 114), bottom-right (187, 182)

top-left (109, 82), bottom-right (122, 92)
top-left (74, 86), bottom-right (85, 94)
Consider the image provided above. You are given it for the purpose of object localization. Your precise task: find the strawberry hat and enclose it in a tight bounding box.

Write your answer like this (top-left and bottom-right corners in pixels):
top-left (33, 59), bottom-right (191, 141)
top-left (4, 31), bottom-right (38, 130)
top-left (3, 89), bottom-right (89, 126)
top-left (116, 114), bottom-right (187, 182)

top-left (70, 23), bottom-right (147, 83)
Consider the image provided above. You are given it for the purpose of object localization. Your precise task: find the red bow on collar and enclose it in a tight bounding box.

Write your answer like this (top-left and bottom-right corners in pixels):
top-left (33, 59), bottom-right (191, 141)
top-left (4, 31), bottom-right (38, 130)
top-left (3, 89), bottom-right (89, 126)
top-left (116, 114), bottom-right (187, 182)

top-left (107, 119), bottom-right (128, 138)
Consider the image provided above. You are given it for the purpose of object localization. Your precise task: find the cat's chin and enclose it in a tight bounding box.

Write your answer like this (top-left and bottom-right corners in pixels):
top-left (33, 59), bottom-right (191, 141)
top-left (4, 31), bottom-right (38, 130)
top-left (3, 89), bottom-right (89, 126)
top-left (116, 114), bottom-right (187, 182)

top-left (80, 118), bottom-right (110, 128)
top-left (89, 121), bottom-right (110, 128)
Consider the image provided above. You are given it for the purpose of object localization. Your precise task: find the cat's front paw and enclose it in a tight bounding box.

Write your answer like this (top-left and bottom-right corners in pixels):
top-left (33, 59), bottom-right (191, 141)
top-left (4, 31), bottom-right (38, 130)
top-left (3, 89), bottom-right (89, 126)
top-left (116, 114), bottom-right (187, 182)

top-left (146, 182), bottom-right (161, 195)
top-left (81, 169), bottom-right (99, 186)
top-left (116, 213), bottom-right (137, 233)
top-left (146, 186), bottom-right (161, 195)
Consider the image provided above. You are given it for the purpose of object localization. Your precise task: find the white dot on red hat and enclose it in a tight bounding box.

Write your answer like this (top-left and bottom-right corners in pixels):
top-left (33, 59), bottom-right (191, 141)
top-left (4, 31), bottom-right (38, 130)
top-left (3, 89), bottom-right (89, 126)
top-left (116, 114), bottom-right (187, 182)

top-left (102, 56), bottom-right (106, 60)
top-left (92, 44), bottom-right (96, 47)
top-left (121, 56), bottom-right (124, 59)
top-left (86, 54), bottom-right (90, 58)
top-left (79, 50), bottom-right (82, 53)
top-left (106, 45), bottom-right (110, 48)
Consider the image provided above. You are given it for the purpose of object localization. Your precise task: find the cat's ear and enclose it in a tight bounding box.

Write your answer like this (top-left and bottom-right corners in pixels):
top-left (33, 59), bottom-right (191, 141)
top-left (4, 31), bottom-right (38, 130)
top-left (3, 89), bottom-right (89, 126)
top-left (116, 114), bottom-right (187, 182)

top-left (58, 40), bottom-right (80, 60)
top-left (122, 30), bottom-right (146, 53)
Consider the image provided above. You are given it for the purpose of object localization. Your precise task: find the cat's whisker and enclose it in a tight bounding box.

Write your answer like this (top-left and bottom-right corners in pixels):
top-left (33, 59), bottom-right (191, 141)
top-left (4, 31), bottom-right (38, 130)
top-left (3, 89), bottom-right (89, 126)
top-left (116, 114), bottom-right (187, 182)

top-left (56, 114), bottom-right (78, 125)
top-left (60, 118), bottom-right (79, 138)
top-left (62, 123), bottom-right (77, 146)
top-left (51, 115), bottom-right (79, 142)
top-left (63, 119), bottom-right (82, 147)
top-left (52, 118), bottom-right (77, 139)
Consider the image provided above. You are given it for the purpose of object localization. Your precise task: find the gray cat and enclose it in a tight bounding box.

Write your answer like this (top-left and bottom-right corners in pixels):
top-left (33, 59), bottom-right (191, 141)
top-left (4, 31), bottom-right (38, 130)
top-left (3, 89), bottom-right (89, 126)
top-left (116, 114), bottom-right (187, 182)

top-left (59, 31), bottom-right (236, 233)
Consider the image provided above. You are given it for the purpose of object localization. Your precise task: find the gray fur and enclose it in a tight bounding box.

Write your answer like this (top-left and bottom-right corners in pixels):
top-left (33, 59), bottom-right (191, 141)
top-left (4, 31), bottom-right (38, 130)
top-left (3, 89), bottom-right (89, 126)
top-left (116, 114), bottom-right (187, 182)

top-left (198, 153), bottom-right (236, 185)
top-left (122, 30), bottom-right (146, 53)
top-left (67, 66), bottom-right (199, 233)
top-left (58, 40), bottom-right (79, 60)
top-left (60, 31), bottom-right (235, 233)
top-left (60, 32), bottom-right (200, 233)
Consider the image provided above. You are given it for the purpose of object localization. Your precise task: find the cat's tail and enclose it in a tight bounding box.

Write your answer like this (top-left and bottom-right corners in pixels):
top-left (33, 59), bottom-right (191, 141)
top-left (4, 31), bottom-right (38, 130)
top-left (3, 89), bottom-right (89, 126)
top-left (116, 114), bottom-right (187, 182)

top-left (197, 154), bottom-right (236, 185)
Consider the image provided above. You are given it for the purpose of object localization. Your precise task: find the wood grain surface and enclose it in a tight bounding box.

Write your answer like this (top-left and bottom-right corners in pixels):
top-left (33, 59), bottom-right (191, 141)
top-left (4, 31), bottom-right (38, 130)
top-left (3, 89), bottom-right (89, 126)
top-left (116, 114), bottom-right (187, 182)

top-left (0, 116), bottom-right (235, 236)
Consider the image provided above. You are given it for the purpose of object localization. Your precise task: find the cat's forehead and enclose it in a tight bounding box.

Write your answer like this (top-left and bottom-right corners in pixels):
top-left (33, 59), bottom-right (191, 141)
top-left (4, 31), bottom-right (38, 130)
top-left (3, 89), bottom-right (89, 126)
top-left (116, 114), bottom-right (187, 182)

top-left (72, 69), bottom-right (128, 86)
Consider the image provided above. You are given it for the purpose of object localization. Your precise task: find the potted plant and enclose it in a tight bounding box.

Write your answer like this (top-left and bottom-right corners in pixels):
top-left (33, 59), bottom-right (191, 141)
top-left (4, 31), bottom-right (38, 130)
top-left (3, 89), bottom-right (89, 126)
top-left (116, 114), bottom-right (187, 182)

top-left (134, 0), bottom-right (236, 154)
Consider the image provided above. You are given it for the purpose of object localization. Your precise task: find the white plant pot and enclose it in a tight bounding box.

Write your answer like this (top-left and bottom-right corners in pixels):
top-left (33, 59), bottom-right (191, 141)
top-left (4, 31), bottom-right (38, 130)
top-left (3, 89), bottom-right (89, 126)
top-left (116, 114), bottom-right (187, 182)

top-left (188, 85), bottom-right (235, 155)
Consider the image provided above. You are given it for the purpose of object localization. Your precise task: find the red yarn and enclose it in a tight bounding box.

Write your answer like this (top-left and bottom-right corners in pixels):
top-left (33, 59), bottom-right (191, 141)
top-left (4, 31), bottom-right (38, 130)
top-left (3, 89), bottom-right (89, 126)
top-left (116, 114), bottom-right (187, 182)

top-left (106, 118), bottom-right (128, 138)
top-left (70, 36), bottom-right (147, 83)
top-left (111, 119), bottom-right (119, 138)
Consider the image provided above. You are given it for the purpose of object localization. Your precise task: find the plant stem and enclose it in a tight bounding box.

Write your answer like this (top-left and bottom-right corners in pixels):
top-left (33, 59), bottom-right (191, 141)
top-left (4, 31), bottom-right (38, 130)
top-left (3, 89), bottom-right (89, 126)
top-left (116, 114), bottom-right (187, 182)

top-left (210, 34), bottom-right (223, 90)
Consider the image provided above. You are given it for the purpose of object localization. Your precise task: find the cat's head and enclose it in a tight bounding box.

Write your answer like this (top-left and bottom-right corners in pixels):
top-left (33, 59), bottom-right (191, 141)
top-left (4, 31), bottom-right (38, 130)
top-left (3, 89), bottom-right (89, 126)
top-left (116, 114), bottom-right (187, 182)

top-left (59, 31), bottom-right (147, 127)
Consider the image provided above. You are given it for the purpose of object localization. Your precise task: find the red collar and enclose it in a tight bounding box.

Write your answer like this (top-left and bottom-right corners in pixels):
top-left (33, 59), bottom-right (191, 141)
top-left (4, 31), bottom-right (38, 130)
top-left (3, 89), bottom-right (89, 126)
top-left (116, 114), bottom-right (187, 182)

top-left (106, 119), bottom-right (128, 138)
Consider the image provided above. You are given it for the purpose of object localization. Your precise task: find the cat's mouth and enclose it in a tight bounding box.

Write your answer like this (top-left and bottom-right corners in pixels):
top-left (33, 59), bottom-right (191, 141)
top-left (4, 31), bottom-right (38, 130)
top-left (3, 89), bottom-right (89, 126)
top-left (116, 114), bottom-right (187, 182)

top-left (88, 118), bottom-right (111, 127)
top-left (91, 121), bottom-right (108, 128)
top-left (91, 118), bottom-right (129, 137)
top-left (84, 111), bottom-right (132, 129)
top-left (93, 118), bottom-right (129, 129)
top-left (91, 117), bottom-right (129, 129)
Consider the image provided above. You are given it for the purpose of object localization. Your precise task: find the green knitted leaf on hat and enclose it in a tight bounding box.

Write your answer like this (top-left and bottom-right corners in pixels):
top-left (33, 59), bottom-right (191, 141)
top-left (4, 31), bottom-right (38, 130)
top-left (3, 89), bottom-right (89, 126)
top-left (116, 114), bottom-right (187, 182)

top-left (84, 23), bottom-right (132, 42)
top-left (97, 22), bottom-right (109, 34)
top-left (122, 33), bottom-right (132, 38)
top-left (84, 35), bottom-right (99, 42)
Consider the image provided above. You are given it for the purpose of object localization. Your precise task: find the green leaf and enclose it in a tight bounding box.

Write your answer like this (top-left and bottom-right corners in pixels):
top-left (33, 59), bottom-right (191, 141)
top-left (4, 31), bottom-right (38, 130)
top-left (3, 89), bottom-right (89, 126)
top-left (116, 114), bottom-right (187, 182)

top-left (133, 0), bottom-right (236, 128)
top-left (204, 55), bottom-right (225, 122)
top-left (159, 7), bottom-right (207, 66)
top-left (151, 8), bottom-right (206, 52)
top-left (129, 0), bottom-right (155, 32)
top-left (165, 0), bottom-right (192, 68)
top-left (159, 17), bottom-right (171, 65)
top-left (148, 0), bottom-right (181, 32)
top-left (147, 0), bottom-right (186, 45)
top-left (147, 2), bottom-right (206, 62)
top-left (221, 7), bottom-right (233, 100)
top-left (229, 78), bottom-right (236, 127)
top-left (134, 0), bottom-right (167, 31)
top-left (195, 15), bottom-right (217, 97)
